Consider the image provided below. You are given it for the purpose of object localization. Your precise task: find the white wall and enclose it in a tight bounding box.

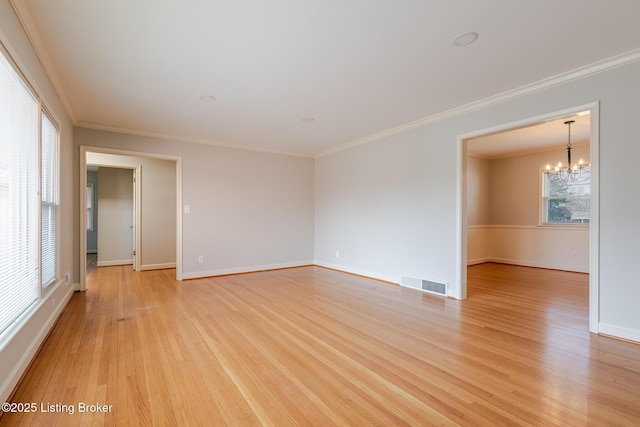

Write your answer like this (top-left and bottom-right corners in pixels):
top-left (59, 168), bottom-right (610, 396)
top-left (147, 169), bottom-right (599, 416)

top-left (0, 0), bottom-right (75, 403)
top-left (315, 129), bottom-right (456, 284)
top-left (97, 167), bottom-right (134, 266)
top-left (75, 128), bottom-right (315, 278)
top-left (315, 59), bottom-right (640, 342)
top-left (87, 152), bottom-right (177, 270)
top-left (490, 146), bottom-right (590, 226)
top-left (467, 155), bottom-right (491, 226)
top-left (466, 148), bottom-right (590, 272)
top-left (484, 225), bottom-right (589, 272)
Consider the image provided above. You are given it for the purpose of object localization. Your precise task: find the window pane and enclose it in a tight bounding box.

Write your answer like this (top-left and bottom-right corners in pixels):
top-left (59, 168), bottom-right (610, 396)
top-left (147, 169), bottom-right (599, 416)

top-left (547, 197), bottom-right (590, 224)
top-left (0, 48), bottom-right (40, 335)
top-left (545, 168), bottom-right (591, 197)
top-left (41, 204), bottom-right (57, 286)
top-left (542, 166), bottom-right (591, 224)
top-left (41, 112), bottom-right (59, 288)
top-left (41, 112), bottom-right (58, 204)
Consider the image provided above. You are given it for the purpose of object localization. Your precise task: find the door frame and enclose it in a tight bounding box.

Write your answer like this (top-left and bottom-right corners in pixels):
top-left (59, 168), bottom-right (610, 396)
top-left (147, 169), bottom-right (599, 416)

top-left (455, 102), bottom-right (600, 333)
top-left (79, 145), bottom-right (183, 291)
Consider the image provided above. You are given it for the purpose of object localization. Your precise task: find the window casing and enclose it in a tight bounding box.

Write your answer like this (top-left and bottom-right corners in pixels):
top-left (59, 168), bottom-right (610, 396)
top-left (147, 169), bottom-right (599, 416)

top-left (0, 44), bottom-right (60, 337)
top-left (541, 167), bottom-right (591, 225)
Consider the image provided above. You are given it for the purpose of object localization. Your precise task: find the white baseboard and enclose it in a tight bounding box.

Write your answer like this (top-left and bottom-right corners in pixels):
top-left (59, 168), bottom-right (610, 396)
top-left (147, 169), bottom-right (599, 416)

top-left (97, 259), bottom-right (133, 267)
top-left (0, 284), bottom-right (74, 403)
top-left (471, 257), bottom-right (588, 273)
top-left (313, 261), bottom-right (400, 285)
top-left (599, 323), bottom-right (640, 343)
top-left (139, 262), bottom-right (176, 271)
top-left (467, 257), bottom-right (491, 266)
top-left (181, 260), bottom-right (314, 280)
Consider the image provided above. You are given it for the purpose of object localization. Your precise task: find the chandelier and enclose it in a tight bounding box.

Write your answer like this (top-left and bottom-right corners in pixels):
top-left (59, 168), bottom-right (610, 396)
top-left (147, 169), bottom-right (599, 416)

top-left (544, 120), bottom-right (589, 183)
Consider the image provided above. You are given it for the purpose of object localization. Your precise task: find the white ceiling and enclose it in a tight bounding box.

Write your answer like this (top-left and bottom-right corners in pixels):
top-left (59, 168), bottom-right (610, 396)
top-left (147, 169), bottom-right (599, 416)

top-left (11, 0), bottom-right (640, 156)
top-left (467, 112), bottom-right (591, 159)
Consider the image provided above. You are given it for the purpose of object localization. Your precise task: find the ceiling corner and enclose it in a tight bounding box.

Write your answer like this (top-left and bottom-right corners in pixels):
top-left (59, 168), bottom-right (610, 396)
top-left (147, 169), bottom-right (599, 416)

top-left (9, 0), bottom-right (78, 124)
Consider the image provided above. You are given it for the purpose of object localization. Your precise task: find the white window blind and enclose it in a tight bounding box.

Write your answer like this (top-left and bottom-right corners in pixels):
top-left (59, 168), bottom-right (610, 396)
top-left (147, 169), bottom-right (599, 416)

top-left (0, 48), bottom-right (40, 335)
top-left (41, 112), bottom-right (58, 287)
top-left (86, 184), bottom-right (94, 231)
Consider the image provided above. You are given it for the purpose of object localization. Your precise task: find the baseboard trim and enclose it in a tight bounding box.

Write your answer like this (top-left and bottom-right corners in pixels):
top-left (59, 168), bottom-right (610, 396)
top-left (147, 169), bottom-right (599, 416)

top-left (470, 257), bottom-right (588, 274)
top-left (139, 262), bottom-right (176, 271)
top-left (0, 284), bottom-right (74, 403)
top-left (181, 261), bottom-right (315, 280)
top-left (313, 261), bottom-right (400, 285)
top-left (599, 323), bottom-right (640, 344)
top-left (97, 259), bottom-right (133, 267)
top-left (467, 257), bottom-right (491, 266)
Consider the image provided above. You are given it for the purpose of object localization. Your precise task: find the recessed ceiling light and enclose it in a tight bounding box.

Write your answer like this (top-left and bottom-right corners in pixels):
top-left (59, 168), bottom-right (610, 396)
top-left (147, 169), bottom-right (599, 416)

top-left (452, 32), bottom-right (479, 47)
top-left (301, 117), bottom-right (315, 123)
top-left (199, 95), bottom-right (216, 102)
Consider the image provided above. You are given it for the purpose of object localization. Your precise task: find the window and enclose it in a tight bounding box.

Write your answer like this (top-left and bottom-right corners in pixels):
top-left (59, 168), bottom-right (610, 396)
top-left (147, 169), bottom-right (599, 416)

top-left (41, 112), bottom-right (59, 288)
top-left (541, 167), bottom-right (591, 224)
top-left (86, 184), bottom-right (94, 231)
top-left (0, 45), bottom-right (59, 336)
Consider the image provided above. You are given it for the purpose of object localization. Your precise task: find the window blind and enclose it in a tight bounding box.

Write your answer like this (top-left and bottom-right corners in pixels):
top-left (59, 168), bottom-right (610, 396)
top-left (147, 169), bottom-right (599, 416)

top-left (41, 112), bottom-right (58, 287)
top-left (0, 48), bottom-right (40, 335)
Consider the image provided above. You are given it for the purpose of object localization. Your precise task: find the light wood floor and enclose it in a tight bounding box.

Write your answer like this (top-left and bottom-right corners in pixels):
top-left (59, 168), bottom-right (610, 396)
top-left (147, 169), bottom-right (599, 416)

top-left (2, 263), bottom-right (640, 426)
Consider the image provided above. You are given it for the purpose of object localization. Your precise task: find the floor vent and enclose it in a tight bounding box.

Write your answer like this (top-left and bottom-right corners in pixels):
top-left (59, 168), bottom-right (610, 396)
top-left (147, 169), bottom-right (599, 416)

top-left (400, 275), bottom-right (448, 297)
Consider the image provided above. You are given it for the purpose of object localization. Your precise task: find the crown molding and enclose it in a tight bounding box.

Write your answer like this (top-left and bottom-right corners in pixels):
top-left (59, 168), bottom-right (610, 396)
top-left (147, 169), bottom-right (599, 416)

top-left (315, 48), bottom-right (640, 158)
top-left (10, 0), bottom-right (77, 123)
top-left (472, 140), bottom-right (590, 161)
top-left (76, 122), bottom-right (314, 159)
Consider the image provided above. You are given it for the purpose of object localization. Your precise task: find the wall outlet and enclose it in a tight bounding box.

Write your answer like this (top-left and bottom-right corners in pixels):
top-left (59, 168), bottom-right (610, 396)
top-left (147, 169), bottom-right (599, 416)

top-left (335, 250), bottom-right (340, 258)
top-left (198, 255), bottom-right (204, 263)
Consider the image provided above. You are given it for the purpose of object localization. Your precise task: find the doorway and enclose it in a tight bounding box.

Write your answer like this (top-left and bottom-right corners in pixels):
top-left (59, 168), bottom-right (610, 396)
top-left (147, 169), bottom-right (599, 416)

top-left (80, 146), bottom-right (183, 291)
top-left (85, 164), bottom-right (139, 273)
top-left (456, 103), bottom-right (600, 333)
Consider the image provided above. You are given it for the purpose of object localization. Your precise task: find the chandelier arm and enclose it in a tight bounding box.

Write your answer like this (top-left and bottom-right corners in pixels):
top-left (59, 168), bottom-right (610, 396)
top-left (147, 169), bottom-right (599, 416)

top-left (544, 119), bottom-right (590, 183)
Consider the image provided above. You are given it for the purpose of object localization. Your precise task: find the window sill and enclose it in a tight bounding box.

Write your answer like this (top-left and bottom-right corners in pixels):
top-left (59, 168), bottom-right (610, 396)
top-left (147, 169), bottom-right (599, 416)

top-left (537, 223), bottom-right (590, 230)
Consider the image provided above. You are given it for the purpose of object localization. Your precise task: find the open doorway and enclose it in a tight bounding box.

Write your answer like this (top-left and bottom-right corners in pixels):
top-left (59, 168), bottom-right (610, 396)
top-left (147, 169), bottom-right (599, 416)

top-left (80, 146), bottom-right (183, 291)
top-left (85, 164), bottom-right (139, 275)
top-left (456, 103), bottom-right (600, 333)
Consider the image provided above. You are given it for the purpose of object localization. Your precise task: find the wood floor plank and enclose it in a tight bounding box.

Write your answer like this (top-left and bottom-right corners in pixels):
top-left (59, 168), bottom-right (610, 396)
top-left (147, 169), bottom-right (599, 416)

top-left (2, 263), bottom-right (640, 426)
